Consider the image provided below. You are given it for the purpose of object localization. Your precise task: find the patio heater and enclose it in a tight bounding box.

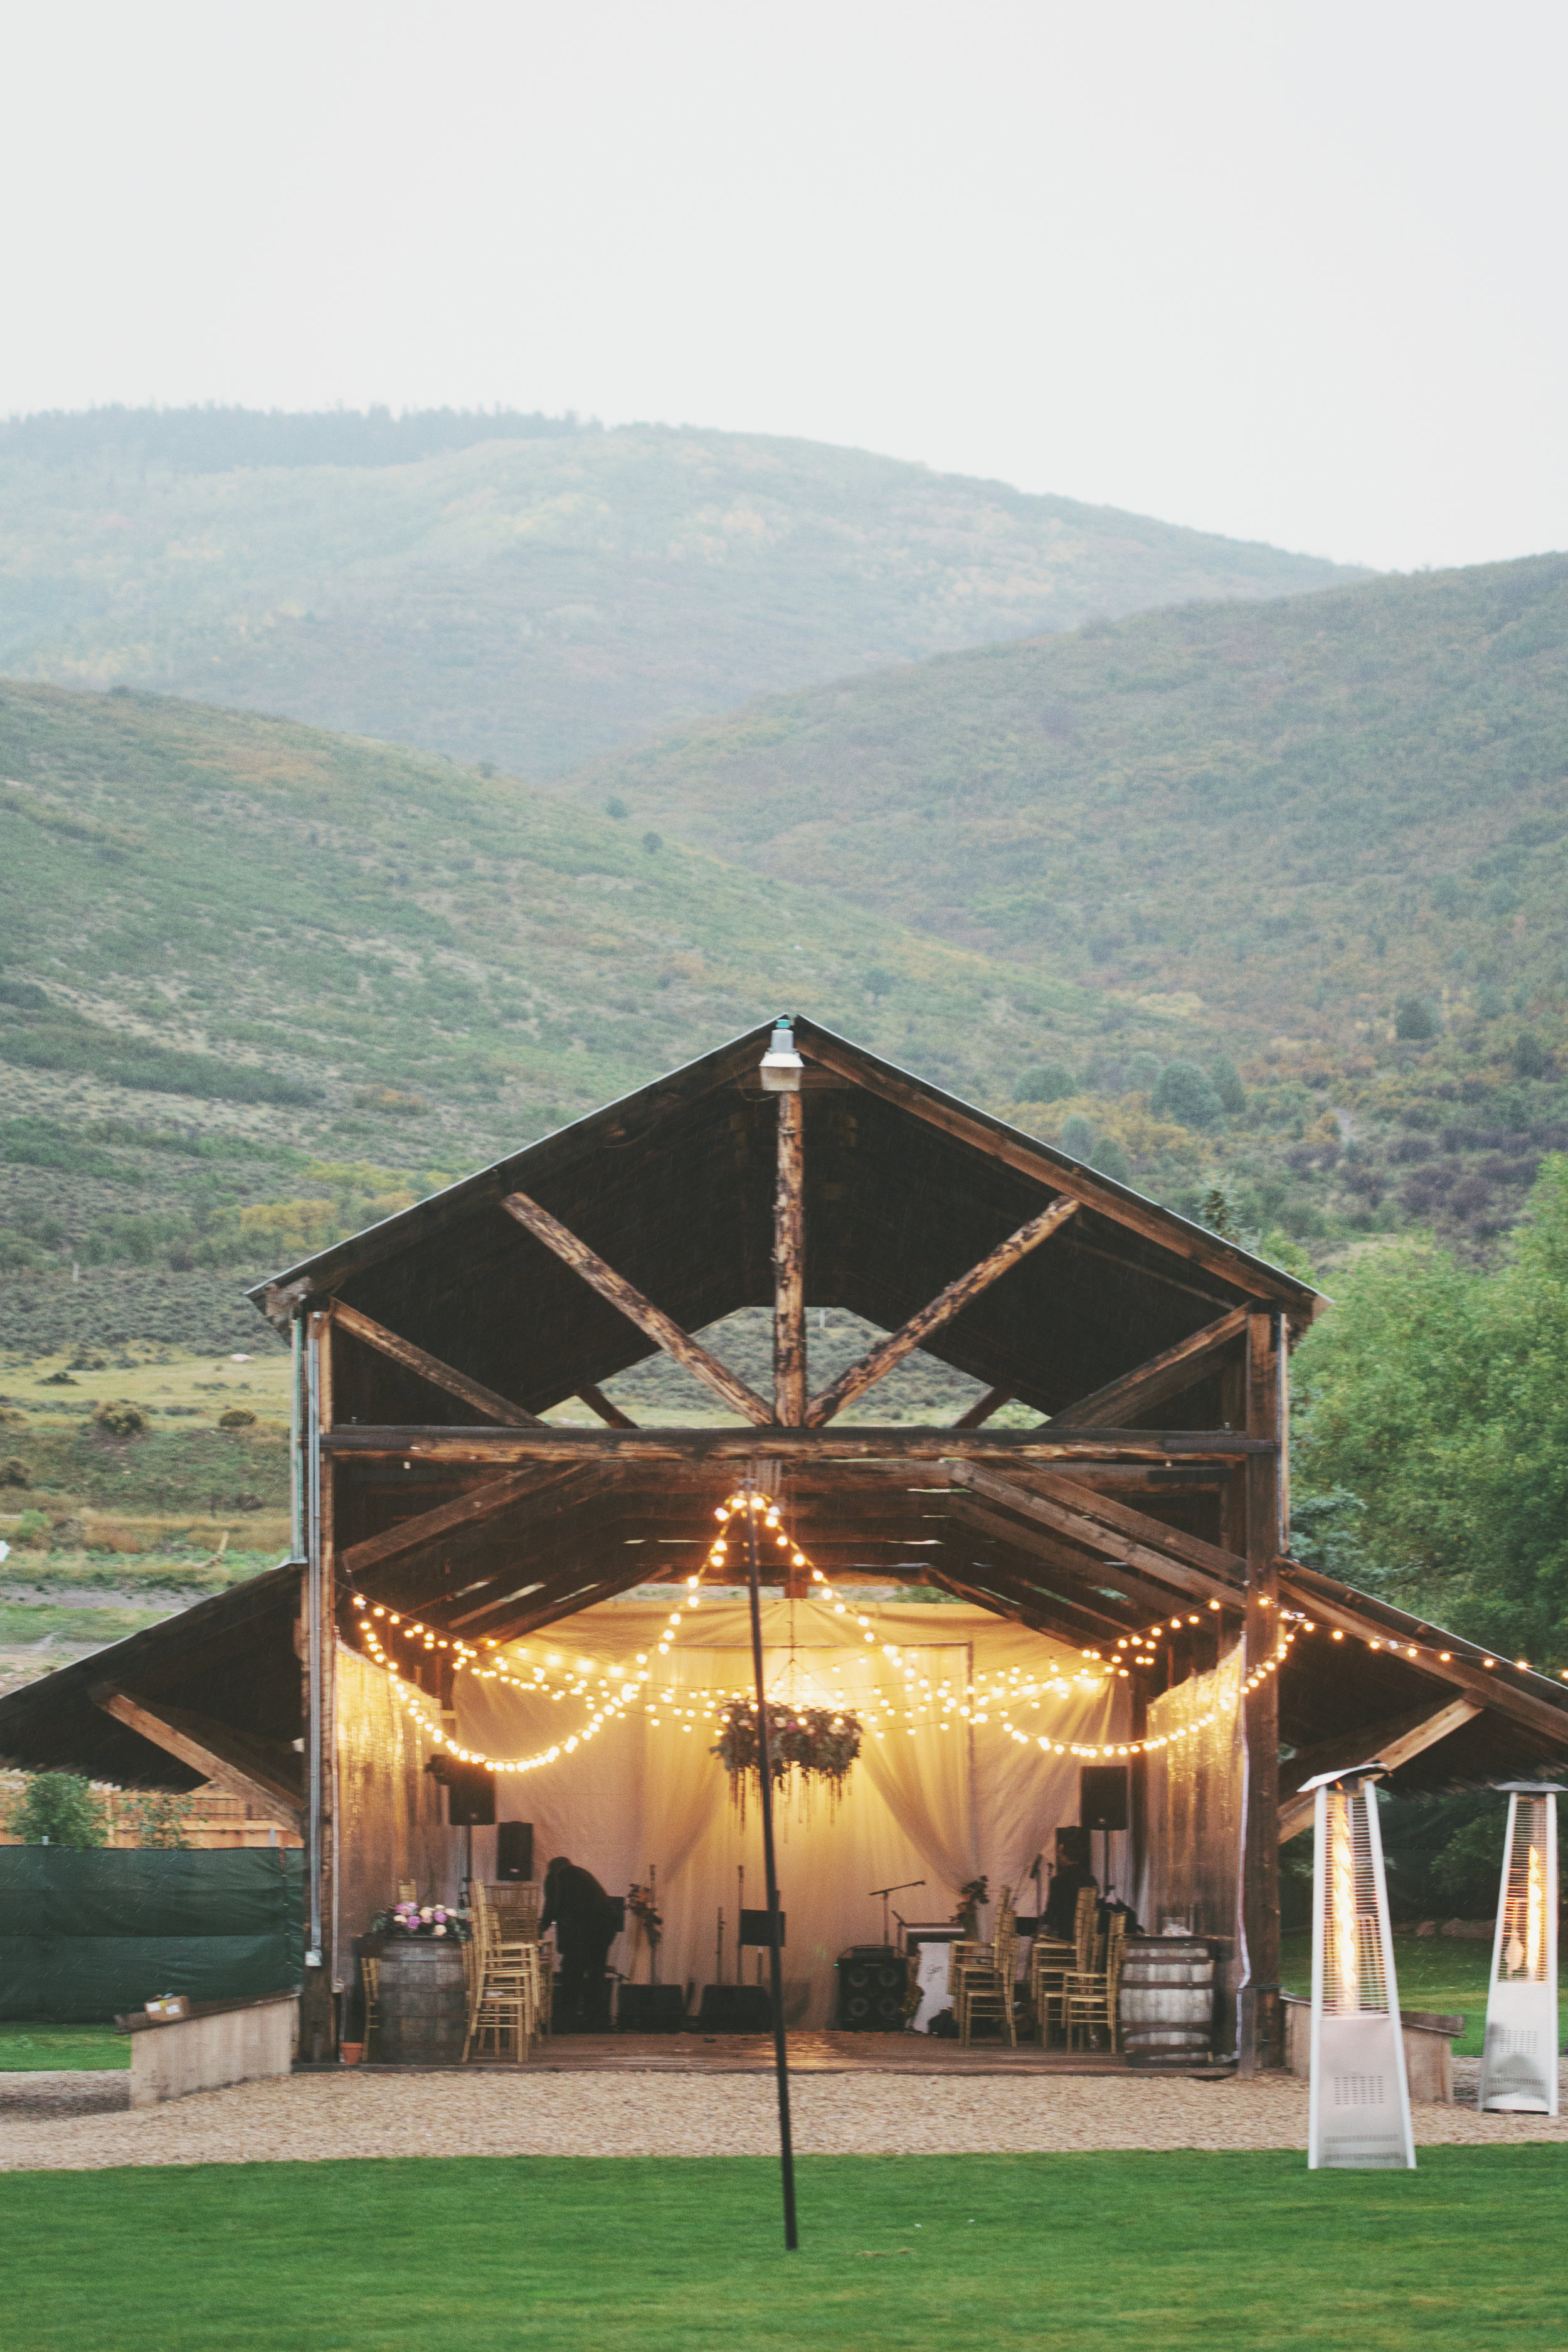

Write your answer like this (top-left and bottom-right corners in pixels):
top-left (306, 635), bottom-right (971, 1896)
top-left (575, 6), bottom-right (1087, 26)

top-left (1301, 1763), bottom-right (1415, 2170)
top-left (1478, 1783), bottom-right (1560, 2115)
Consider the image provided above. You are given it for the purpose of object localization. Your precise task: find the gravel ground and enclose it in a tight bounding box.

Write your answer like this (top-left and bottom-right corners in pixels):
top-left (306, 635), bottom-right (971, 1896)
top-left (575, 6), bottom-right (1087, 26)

top-left (3, 2064), bottom-right (1567, 2173)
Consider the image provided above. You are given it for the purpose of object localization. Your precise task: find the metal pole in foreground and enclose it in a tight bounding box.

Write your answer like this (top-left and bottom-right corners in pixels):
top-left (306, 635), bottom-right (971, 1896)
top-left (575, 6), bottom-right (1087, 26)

top-left (746, 1487), bottom-right (798, 2250)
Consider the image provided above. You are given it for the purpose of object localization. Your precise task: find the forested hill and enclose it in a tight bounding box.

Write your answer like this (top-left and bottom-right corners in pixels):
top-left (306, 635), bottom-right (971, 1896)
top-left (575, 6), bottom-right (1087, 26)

top-left (562, 553), bottom-right (1568, 1037)
top-left (0, 681), bottom-right (1086, 1354)
top-left (0, 409), bottom-right (1360, 778)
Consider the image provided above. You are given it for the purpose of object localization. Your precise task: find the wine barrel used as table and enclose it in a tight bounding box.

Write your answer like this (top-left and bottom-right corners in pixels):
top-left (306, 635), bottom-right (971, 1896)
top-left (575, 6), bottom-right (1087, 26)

top-left (376, 1937), bottom-right (468, 2065)
top-left (1118, 1937), bottom-right (1219, 2067)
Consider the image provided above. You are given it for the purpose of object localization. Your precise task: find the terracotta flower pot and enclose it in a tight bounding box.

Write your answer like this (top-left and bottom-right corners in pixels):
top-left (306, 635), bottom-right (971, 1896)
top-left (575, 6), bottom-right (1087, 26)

top-left (339, 2042), bottom-right (364, 2067)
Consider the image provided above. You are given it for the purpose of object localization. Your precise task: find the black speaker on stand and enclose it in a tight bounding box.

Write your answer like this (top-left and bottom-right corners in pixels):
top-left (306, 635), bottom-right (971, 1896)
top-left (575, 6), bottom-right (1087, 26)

top-left (1080, 1763), bottom-right (1130, 1899)
top-left (495, 1823), bottom-right (533, 1881)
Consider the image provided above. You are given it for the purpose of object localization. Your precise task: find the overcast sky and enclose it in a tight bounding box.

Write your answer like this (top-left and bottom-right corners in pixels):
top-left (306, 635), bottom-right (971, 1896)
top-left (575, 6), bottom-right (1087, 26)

top-left (6, 1), bottom-right (1564, 573)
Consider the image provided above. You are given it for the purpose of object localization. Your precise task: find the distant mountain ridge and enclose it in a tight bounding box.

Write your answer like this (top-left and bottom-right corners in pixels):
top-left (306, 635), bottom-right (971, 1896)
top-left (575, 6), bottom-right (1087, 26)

top-left (0, 409), bottom-right (1365, 777)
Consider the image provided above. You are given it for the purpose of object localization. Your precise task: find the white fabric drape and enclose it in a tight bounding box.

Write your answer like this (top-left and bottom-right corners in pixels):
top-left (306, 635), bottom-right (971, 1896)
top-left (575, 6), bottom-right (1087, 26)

top-left (454, 1594), bottom-right (1123, 2025)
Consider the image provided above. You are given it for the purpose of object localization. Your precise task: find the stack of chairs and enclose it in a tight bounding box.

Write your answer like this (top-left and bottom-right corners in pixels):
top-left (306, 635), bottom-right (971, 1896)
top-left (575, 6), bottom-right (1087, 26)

top-left (1034, 1885), bottom-right (1097, 2045)
top-left (464, 1880), bottom-right (550, 2063)
top-left (1064, 1908), bottom-right (1128, 2053)
top-left (955, 1885), bottom-right (1020, 2048)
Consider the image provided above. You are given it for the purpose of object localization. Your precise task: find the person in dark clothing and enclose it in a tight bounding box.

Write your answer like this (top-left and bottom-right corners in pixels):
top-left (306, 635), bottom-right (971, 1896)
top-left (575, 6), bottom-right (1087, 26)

top-left (1043, 1860), bottom-right (1098, 1944)
top-left (541, 1856), bottom-right (618, 2031)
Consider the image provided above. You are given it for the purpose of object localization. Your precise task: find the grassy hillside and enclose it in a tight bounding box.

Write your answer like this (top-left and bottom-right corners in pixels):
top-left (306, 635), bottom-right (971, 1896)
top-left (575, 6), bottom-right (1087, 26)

top-left (0, 680), bottom-right (1105, 1355)
top-left (561, 554), bottom-right (1568, 1259)
top-left (0, 408), bottom-right (1361, 778)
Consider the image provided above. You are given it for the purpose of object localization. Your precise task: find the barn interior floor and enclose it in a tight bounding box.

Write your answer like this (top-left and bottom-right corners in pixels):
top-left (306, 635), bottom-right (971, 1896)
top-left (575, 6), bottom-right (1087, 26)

top-left (351, 2032), bottom-right (1168, 2076)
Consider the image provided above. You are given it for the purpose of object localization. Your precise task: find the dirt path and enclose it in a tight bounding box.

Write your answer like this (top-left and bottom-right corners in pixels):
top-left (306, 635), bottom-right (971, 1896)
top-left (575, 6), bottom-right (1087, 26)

top-left (3, 2062), bottom-right (1565, 2173)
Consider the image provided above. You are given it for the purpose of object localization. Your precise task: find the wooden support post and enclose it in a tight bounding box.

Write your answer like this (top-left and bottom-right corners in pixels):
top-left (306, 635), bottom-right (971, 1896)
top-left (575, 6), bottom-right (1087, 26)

top-left (773, 1091), bottom-right (806, 1426)
top-left (575, 1384), bottom-right (638, 1430)
top-left (302, 1308), bottom-right (337, 2062)
top-left (1238, 1310), bottom-right (1282, 2074)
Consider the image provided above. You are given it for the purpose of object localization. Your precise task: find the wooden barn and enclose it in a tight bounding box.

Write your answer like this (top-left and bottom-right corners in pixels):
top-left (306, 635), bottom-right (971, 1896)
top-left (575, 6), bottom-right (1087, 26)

top-left (4, 1016), bottom-right (1567, 2063)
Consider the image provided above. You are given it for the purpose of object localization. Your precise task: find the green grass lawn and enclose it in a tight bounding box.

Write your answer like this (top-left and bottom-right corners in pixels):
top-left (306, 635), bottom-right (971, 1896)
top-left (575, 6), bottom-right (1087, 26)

top-left (1282, 1932), bottom-right (1568, 2057)
top-left (1, 2149), bottom-right (1564, 2351)
top-left (0, 2021), bottom-right (129, 2071)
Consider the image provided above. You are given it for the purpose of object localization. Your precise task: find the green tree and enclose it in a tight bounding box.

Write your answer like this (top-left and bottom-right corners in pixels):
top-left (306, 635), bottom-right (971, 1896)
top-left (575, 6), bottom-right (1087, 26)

top-left (1089, 1137), bottom-right (1131, 1184)
top-left (4, 1772), bottom-right (107, 1846)
top-left (1209, 1054), bottom-right (1246, 1115)
top-left (1513, 1031), bottom-right (1549, 1078)
top-left (1293, 1155), bottom-right (1568, 1661)
top-left (1394, 995), bottom-right (1440, 1041)
top-left (1152, 1060), bottom-right (1226, 1130)
top-left (1016, 1060), bottom-right (1077, 1103)
top-left (1057, 1113), bottom-right (1096, 1160)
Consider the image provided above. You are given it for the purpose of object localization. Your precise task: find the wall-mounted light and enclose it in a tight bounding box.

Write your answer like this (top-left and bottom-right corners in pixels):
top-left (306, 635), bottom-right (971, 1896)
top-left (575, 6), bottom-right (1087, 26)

top-left (760, 1017), bottom-right (803, 1093)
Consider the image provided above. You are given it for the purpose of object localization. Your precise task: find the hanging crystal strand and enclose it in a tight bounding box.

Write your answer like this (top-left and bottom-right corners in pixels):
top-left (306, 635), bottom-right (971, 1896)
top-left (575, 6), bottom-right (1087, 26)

top-left (1480, 1785), bottom-right (1560, 2114)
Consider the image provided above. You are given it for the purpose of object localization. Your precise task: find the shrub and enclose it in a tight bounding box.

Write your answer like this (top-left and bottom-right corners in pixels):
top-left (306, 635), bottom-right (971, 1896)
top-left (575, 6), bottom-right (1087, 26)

top-left (1512, 1031), bottom-right (1549, 1078)
top-left (92, 1399), bottom-right (148, 1438)
top-left (3, 1771), bottom-right (107, 1847)
top-left (1394, 996), bottom-right (1441, 1041)
top-left (13, 1509), bottom-right (50, 1546)
top-left (605, 797), bottom-right (628, 820)
top-left (642, 831), bottom-right (662, 854)
top-left (1475, 984), bottom-right (1507, 1019)
top-left (1209, 1054), bottom-right (1246, 1115)
top-left (1152, 1060), bottom-right (1226, 1130)
top-left (217, 1407), bottom-right (257, 1429)
top-left (122, 1792), bottom-right (196, 1850)
top-left (0, 1458), bottom-right (30, 1486)
top-left (353, 1086), bottom-right (428, 1116)
top-left (1016, 1060), bottom-right (1077, 1103)
top-left (1125, 1051), bottom-right (1162, 1093)
top-left (864, 966), bottom-right (896, 1000)
top-left (1057, 1113), bottom-right (1096, 1160)
top-left (1089, 1138), bottom-right (1131, 1184)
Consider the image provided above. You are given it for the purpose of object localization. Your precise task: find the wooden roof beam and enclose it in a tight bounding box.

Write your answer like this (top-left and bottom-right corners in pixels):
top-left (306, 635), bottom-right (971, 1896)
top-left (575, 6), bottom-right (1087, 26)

top-left (1046, 1306), bottom-right (1251, 1432)
top-left (805, 1197), bottom-right (1079, 1428)
top-left (952, 1385), bottom-right (1012, 1431)
top-left (322, 1426), bottom-right (1272, 1465)
top-left (502, 1189), bottom-right (773, 1426)
top-left (1276, 1698), bottom-right (1483, 1841)
top-left (330, 1299), bottom-right (544, 1427)
top-left (574, 1385), bottom-right (638, 1430)
top-left (92, 1689), bottom-right (304, 1834)
top-left (340, 1463), bottom-right (610, 1582)
top-left (798, 1027), bottom-right (1316, 1310)
top-left (945, 1461), bottom-right (1243, 1607)
top-left (943, 1493), bottom-right (1210, 1631)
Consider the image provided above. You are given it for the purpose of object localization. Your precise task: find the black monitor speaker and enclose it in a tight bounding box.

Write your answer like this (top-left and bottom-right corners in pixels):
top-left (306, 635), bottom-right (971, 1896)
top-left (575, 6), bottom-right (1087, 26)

top-left (496, 1822), bottom-right (534, 1880)
top-left (1079, 1764), bottom-right (1130, 1832)
top-left (835, 1947), bottom-right (906, 2030)
top-left (445, 1762), bottom-right (495, 1827)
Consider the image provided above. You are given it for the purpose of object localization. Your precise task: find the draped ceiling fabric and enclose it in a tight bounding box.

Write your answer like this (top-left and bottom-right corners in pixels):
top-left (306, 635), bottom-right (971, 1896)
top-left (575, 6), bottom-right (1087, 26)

top-left (454, 1595), bottom-right (1123, 2026)
top-left (1136, 1639), bottom-right (1245, 1952)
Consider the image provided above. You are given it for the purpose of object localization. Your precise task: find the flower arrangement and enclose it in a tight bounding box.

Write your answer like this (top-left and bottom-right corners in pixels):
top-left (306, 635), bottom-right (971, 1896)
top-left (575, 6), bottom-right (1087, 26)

top-left (627, 1883), bottom-right (663, 1952)
top-left (712, 1698), bottom-right (862, 1818)
top-left (953, 1877), bottom-right (989, 1938)
top-left (371, 1901), bottom-right (471, 1942)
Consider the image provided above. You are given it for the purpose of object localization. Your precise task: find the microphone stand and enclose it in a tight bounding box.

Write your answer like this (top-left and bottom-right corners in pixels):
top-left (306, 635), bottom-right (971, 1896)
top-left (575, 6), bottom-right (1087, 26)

top-left (869, 1879), bottom-right (925, 1949)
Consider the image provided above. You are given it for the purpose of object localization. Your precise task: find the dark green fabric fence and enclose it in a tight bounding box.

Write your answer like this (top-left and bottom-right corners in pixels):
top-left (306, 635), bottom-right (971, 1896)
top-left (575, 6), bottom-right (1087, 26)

top-left (0, 1849), bottom-right (303, 2020)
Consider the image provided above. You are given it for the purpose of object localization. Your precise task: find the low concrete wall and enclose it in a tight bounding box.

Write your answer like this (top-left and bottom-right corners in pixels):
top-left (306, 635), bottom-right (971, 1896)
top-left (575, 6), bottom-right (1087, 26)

top-left (119, 1993), bottom-right (299, 2109)
top-left (1283, 1994), bottom-right (1460, 2104)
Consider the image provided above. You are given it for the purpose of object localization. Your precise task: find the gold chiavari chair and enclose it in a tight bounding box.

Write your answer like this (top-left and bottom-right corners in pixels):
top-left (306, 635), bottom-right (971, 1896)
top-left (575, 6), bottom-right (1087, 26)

top-left (956, 1885), bottom-right (1019, 2048)
top-left (361, 1955), bottom-right (381, 2061)
top-left (1064, 1910), bottom-right (1128, 2052)
top-left (1039, 1884), bottom-right (1098, 2044)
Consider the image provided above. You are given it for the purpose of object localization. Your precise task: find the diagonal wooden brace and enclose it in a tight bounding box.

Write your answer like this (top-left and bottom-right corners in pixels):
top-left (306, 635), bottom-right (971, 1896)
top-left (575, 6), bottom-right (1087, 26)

top-left (502, 1190), bottom-right (773, 1426)
top-left (331, 1300), bottom-right (543, 1426)
top-left (1046, 1306), bottom-right (1251, 1431)
top-left (805, 1196), bottom-right (1079, 1427)
top-left (93, 1689), bottom-right (304, 1834)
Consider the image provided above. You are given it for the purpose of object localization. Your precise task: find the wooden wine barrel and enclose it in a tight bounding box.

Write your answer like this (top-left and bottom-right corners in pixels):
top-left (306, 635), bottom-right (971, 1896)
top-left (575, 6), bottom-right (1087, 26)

top-left (376, 1937), bottom-right (468, 2065)
top-left (1118, 1938), bottom-right (1218, 2067)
